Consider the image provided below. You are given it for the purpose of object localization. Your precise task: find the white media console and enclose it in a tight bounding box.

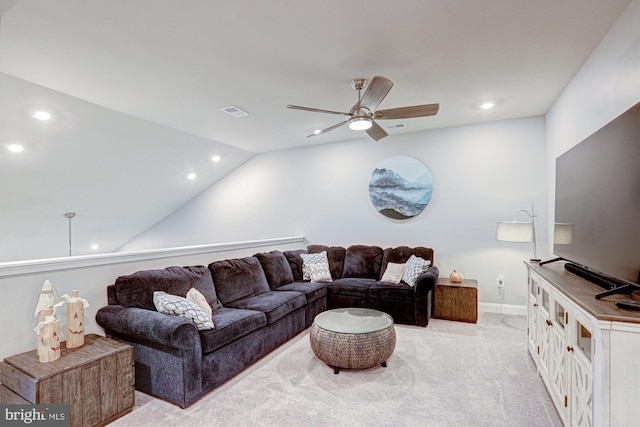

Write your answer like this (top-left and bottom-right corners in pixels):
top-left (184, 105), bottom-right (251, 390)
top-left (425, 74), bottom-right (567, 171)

top-left (526, 261), bottom-right (640, 427)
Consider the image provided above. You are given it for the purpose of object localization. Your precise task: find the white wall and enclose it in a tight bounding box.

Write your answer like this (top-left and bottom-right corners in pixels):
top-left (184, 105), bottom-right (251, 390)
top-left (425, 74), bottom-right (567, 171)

top-left (545, 0), bottom-right (640, 250)
top-left (123, 116), bottom-right (549, 308)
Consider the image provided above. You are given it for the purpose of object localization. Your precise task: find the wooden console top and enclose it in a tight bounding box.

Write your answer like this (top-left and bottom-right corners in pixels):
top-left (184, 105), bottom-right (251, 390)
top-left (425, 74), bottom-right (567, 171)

top-left (526, 261), bottom-right (640, 324)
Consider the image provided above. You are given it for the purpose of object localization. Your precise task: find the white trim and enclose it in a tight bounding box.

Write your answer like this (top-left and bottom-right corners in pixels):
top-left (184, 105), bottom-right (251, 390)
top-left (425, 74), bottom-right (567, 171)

top-left (0, 236), bottom-right (306, 278)
top-left (479, 302), bottom-right (527, 316)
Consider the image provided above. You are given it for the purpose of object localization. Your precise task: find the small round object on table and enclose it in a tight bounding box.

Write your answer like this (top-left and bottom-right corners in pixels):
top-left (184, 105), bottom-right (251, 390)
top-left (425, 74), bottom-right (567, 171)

top-left (310, 307), bottom-right (396, 374)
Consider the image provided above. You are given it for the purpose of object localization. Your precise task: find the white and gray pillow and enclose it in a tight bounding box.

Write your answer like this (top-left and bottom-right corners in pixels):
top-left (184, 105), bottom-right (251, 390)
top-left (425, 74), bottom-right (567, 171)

top-left (300, 251), bottom-right (332, 282)
top-left (153, 291), bottom-right (214, 330)
top-left (401, 255), bottom-right (431, 287)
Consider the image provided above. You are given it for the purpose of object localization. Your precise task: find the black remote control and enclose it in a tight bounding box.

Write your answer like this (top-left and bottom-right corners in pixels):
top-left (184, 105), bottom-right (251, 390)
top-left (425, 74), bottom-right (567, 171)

top-left (614, 300), bottom-right (640, 311)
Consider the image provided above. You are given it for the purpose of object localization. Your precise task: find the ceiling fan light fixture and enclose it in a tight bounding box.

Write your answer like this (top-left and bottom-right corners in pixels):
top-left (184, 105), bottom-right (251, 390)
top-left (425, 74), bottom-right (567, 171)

top-left (349, 117), bottom-right (373, 131)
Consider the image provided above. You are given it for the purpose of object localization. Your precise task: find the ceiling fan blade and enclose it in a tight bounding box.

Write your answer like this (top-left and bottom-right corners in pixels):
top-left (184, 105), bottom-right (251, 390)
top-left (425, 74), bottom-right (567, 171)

top-left (365, 121), bottom-right (388, 141)
top-left (307, 120), bottom-right (349, 137)
top-left (287, 104), bottom-right (350, 116)
top-left (360, 76), bottom-right (393, 111)
top-left (375, 103), bottom-right (440, 120)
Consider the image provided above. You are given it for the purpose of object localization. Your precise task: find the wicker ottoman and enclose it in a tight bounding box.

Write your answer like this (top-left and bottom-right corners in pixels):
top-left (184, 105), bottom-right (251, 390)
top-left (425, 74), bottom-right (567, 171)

top-left (310, 307), bottom-right (396, 374)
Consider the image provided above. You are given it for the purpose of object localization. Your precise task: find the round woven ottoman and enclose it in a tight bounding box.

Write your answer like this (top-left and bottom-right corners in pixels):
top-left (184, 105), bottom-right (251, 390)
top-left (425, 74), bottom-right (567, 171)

top-left (310, 307), bottom-right (396, 374)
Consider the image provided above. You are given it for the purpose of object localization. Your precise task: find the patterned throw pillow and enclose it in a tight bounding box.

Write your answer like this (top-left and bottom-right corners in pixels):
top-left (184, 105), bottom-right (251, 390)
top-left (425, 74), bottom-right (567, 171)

top-left (186, 288), bottom-right (213, 318)
top-left (300, 251), bottom-right (332, 281)
top-left (381, 262), bottom-right (406, 284)
top-left (401, 255), bottom-right (431, 287)
top-left (153, 291), bottom-right (214, 330)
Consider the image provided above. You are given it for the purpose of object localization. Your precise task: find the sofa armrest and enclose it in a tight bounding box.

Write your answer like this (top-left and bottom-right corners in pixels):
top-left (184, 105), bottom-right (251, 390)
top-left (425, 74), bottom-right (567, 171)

top-left (413, 265), bottom-right (439, 326)
top-left (96, 305), bottom-right (199, 350)
top-left (96, 305), bottom-right (203, 408)
top-left (414, 265), bottom-right (439, 294)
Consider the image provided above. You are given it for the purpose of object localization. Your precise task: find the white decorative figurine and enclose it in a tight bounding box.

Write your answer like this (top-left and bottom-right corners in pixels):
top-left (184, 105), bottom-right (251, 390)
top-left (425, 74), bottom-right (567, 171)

top-left (33, 280), bottom-right (64, 362)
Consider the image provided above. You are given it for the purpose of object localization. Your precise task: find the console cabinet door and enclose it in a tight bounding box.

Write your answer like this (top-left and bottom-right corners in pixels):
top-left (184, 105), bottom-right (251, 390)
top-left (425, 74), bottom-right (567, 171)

top-left (548, 290), bottom-right (570, 424)
top-left (570, 308), bottom-right (594, 427)
top-left (527, 274), bottom-right (539, 357)
top-left (536, 283), bottom-right (551, 378)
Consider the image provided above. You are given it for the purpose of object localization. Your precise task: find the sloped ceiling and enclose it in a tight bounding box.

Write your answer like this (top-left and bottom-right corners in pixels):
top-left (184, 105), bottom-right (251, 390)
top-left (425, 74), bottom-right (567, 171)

top-left (0, 0), bottom-right (631, 262)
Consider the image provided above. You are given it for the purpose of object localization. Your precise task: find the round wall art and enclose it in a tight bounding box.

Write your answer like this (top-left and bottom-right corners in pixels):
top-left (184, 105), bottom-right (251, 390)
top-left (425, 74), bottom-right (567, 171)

top-left (368, 156), bottom-right (433, 220)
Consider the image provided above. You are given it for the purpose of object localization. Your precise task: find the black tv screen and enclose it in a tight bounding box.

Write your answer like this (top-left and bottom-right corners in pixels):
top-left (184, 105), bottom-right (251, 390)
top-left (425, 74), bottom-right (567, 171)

top-left (554, 102), bottom-right (640, 285)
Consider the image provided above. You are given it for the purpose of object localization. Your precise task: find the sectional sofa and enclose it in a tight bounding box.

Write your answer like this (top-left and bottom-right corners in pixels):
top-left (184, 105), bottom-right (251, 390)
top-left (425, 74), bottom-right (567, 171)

top-left (96, 244), bottom-right (439, 408)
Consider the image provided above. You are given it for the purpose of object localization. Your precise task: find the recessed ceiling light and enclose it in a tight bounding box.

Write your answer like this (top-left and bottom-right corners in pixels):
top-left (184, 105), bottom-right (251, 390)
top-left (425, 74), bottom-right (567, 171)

top-left (211, 155), bottom-right (221, 162)
top-left (187, 172), bottom-right (197, 180)
top-left (32, 110), bottom-right (52, 121)
top-left (7, 144), bottom-right (24, 153)
top-left (90, 244), bottom-right (100, 250)
top-left (480, 102), bottom-right (495, 110)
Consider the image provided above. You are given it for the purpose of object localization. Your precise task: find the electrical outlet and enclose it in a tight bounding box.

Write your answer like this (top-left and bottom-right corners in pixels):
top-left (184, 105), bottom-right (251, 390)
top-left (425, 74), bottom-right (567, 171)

top-left (497, 276), bottom-right (505, 288)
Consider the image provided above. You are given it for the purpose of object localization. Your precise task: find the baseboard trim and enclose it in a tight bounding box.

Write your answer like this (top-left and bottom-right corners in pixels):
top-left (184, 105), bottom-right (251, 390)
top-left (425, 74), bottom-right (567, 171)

top-left (479, 302), bottom-right (526, 316)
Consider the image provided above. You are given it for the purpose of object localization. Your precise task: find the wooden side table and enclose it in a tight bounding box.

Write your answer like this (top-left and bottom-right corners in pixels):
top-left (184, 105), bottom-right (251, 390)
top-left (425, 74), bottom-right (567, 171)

top-left (434, 278), bottom-right (478, 323)
top-left (1, 334), bottom-right (134, 427)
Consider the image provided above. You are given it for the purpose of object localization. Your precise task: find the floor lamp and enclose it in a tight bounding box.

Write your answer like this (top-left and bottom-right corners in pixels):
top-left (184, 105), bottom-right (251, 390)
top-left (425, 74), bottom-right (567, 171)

top-left (496, 202), bottom-right (540, 262)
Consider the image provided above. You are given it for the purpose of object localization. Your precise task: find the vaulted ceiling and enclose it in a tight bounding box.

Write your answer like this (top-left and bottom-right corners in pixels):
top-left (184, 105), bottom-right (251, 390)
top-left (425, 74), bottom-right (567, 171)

top-left (0, 0), bottom-right (631, 262)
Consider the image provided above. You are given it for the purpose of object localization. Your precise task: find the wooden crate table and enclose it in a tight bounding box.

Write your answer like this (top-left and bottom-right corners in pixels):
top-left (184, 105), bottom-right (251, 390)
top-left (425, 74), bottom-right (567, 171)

top-left (1, 334), bottom-right (134, 427)
top-left (434, 278), bottom-right (478, 323)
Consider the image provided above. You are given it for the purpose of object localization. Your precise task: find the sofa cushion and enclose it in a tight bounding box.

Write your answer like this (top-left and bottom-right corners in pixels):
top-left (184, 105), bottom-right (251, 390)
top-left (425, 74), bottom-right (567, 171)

top-left (153, 291), bottom-right (214, 330)
top-left (381, 246), bottom-right (434, 277)
top-left (114, 265), bottom-right (222, 311)
top-left (307, 245), bottom-right (346, 279)
top-left (324, 277), bottom-right (376, 298)
top-left (284, 249), bottom-right (307, 281)
top-left (208, 257), bottom-right (271, 305)
top-left (342, 245), bottom-right (383, 279)
top-left (225, 291), bottom-right (306, 324)
top-left (369, 281), bottom-right (415, 300)
top-left (275, 281), bottom-right (327, 304)
top-left (199, 307), bottom-right (267, 354)
top-left (254, 251), bottom-right (295, 289)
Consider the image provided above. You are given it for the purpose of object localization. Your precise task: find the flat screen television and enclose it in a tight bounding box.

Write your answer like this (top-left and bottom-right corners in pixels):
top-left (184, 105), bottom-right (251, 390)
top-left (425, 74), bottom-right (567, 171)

top-left (551, 102), bottom-right (640, 294)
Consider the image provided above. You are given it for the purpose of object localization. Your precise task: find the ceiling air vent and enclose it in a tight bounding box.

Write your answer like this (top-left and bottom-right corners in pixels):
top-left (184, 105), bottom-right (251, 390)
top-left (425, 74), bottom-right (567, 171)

top-left (385, 123), bottom-right (406, 130)
top-left (221, 106), bottom-right (249, 117)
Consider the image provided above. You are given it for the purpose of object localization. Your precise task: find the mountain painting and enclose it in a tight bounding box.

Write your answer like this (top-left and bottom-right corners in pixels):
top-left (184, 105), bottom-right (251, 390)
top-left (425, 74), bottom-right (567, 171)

top-left (368, 156), bottom-right (433, 220)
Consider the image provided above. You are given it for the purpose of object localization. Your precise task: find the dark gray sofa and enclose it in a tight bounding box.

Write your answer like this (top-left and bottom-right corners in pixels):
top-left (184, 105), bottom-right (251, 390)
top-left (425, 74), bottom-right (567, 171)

top-left (96, 244), bottom-right (438, 408)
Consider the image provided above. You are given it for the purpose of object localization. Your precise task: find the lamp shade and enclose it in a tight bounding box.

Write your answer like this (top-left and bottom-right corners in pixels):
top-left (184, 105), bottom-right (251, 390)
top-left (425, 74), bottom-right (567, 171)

top-left (496, 221), bottom-right (533, 242)
top-left (554, 223), bottom-right (574, 245)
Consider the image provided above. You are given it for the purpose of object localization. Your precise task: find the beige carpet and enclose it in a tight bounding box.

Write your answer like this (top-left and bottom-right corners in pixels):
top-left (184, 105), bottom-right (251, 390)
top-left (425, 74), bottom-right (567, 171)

top-left (110, 313), bottom-right (562, 426)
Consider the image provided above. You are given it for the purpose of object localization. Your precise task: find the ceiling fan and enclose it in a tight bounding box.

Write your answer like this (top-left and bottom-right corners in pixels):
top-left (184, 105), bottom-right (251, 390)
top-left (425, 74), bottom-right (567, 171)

top-left (287, 76), bottom-right (439, 141)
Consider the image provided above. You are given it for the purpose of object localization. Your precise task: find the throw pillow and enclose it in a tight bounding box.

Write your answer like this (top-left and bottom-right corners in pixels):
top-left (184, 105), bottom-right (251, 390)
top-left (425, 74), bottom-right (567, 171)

top-left (308, 262), bottom-right (333, 282)
top-left (381, 262), bottom-right (406, 284)
top-left (300, 251), bottom-right (332, 281)
top-left (401, 255), bottom-right (431, 287)
top-left (153, 291), bottom-right (214, 330)
top-left (186, 287), bottom-right (213, 318)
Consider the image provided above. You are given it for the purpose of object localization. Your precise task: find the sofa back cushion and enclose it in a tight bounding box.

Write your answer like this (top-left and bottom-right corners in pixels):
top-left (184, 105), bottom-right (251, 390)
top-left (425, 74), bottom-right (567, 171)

top-left (208, 257), bottom-right (271, 305)
top-left (307, 245), bottom-right (346, 279)
top-left (114, 265), bottom-right (222, 311)
top-left (342, 245), bottom-right (383, 279)
top-left (283, 249), bottom-right (307, 281)
top-left (381, 246), bottom-right (434, 277)
top-left (254, 251), bottom-right (294, 289)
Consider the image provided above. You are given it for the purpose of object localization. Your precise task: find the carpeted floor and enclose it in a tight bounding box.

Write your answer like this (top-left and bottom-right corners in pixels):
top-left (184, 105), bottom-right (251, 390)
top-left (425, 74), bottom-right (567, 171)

top-left (110, 313), bottom-right (562, 426)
